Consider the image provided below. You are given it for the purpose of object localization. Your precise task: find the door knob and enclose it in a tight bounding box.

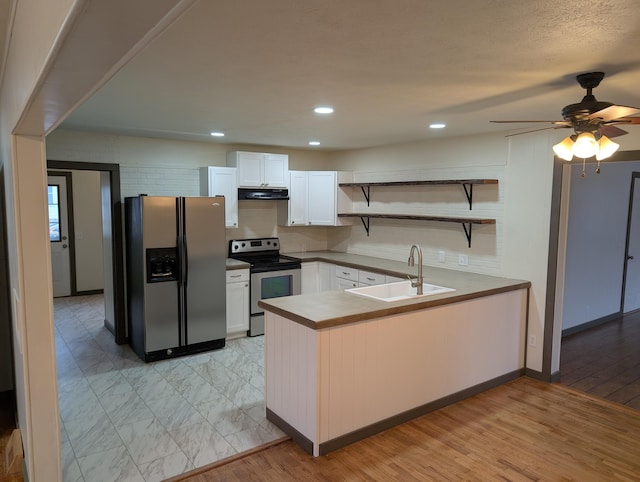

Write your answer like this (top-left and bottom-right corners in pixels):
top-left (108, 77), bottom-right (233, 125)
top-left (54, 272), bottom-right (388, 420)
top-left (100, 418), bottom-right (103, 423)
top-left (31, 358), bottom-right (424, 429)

top-left (628, 255), bottom-right (635, 260)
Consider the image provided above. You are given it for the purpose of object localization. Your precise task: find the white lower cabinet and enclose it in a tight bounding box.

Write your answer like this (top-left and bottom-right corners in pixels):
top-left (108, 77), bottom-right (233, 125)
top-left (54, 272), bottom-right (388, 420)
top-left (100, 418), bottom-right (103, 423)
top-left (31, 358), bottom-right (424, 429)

top-left (302, 261), bottom-right (334, 293)
top-left (358, 270), bottom-right (385, 287)
top-left (226, 269), bottom-right (249, 337)
top-left (332, 265), bottom-right (359, 290)
top-left (301, 262), bottom-right (319, 294)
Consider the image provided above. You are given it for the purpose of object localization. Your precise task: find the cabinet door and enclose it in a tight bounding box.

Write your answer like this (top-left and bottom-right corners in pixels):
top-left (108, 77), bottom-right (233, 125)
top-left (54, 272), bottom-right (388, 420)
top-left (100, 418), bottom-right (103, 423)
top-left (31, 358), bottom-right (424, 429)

top-left (307, 171), bottom-right (336, 225)
top-left (301, 261), bottom-right (319, 294)
top-left (226, 277), bottom-right (249, 335)
top-left (236, 152), bottom-right (264, 187)
top-left (208, 167), bottom-right (238, 228)
top-left (289, 171), bottom-right (308, 225)
top-left (318, 262), bottom-right (333, 292)
top-left (263, 154), bottom-right (288, 187)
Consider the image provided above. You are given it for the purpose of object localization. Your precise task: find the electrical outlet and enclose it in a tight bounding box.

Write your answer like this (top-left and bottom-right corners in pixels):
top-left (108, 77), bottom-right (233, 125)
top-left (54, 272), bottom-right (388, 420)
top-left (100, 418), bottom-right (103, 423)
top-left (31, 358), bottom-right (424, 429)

top-left (458, 254), bottom-right (468, 266)
top-left (528, 334), bottom-right (537, 347)
top-left (438, 251), bottom-right (445, 263)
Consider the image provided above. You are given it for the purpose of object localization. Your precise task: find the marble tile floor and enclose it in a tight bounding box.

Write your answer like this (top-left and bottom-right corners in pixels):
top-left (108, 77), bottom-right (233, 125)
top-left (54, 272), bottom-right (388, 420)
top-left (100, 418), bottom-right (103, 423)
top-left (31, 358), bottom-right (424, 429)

top-left (55, 294), bottom-right (285, 482)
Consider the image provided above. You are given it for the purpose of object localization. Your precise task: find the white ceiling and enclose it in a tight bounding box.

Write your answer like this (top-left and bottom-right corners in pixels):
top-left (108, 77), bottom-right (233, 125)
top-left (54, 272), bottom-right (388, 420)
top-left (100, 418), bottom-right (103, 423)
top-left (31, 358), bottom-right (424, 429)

top-left (60, 0), bottom-right (640, 150)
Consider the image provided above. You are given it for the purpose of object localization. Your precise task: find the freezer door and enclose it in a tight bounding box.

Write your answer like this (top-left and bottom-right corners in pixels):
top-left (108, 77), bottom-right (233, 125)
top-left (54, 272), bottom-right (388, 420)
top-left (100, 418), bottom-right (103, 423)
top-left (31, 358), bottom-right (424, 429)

top-left (182, 196), bottom-right (227, 344)
top-left (142, 196), bottom-right (180, 352)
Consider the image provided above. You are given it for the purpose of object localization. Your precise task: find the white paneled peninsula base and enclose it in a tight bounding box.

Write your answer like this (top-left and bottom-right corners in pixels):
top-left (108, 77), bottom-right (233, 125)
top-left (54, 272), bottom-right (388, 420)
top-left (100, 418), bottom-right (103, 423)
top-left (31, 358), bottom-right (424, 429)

top-left (260, 273), bottom-right (529, 456)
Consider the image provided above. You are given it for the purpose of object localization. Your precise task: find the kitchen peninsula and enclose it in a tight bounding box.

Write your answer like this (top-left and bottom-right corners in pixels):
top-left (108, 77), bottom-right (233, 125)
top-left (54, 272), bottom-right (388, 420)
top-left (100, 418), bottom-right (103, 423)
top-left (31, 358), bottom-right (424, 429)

top-left (259, 252), bottom-right (530, 456)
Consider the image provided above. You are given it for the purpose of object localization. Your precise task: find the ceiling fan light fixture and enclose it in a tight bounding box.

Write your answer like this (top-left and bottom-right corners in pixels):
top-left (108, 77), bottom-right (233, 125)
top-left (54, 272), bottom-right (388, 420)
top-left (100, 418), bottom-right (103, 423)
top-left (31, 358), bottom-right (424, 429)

top-left (572, 132), bottom-right (599, 159)
top-left (596, 135), bottom-right (619, 160)
top-left (553, 136), bottom-right (575, 161)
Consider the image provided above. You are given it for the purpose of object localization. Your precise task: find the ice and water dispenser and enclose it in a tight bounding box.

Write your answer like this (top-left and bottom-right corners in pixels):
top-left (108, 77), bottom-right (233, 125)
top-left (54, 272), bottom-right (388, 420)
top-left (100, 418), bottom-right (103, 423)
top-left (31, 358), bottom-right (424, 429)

top-left (146, 247), bottom-right (178, 283)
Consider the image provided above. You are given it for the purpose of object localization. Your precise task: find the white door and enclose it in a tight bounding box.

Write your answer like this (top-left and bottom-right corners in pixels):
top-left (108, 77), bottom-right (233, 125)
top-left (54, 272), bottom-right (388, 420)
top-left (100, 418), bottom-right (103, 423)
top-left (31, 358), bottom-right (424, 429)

top-left (623, 173), bottom-right (640, 313)
top-left (48, 175), bottom-right (71, 297)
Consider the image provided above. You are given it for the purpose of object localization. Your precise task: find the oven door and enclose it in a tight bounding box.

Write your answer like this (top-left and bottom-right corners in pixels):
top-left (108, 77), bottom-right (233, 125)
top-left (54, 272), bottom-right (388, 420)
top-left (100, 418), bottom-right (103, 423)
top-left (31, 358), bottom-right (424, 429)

top-left (249, 268), bottom-right (301, 336)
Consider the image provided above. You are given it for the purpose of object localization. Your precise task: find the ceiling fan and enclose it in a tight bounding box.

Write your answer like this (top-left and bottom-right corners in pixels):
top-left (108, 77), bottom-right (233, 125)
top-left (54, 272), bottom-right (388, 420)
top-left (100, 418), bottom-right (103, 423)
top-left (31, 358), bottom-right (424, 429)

top-left (491, 72), bottom-right (640, 173)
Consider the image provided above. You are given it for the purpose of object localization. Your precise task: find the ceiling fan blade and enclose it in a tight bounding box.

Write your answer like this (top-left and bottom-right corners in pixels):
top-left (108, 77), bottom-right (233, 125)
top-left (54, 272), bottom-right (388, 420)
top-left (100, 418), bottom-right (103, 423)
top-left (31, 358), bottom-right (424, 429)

top-left (588, 105), bottom-right (640, 122)
top-left (504, 125), bottom-right (571, 137)
top-left (608, 116), bottom-right (640, 125)
top-left (491, 120), bottom-right (562, 123)
top-left (600, 125), bottom-right (628, 138)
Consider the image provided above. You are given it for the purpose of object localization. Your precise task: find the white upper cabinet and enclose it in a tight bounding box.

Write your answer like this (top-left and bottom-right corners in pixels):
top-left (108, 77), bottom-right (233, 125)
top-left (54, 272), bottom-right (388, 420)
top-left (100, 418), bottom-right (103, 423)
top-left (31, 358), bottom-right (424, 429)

top-left (288, 171), bottom-right (308, 225)
top-left (226, 151), bottom-right (289, 188)
top-left (279, 171), bottom-right (352, 226)
top-left (200, 166), bottom-right (238, 228)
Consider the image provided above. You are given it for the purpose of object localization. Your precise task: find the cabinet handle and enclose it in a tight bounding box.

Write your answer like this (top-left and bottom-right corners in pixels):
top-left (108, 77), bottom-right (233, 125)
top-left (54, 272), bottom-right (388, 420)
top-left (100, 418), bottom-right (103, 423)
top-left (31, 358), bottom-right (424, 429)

top-left (230, 274), bottom-right (241, 278)
top-left (342, 271), bottom-right (349, 275)
top-left (366, 277), bottom-right (375, 281)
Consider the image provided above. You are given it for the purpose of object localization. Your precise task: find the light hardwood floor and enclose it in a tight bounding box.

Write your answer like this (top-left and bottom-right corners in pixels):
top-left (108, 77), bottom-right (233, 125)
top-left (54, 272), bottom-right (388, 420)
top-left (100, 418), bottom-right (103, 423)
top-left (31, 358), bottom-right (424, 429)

top-left (172, 377), bottom-right (640, 481)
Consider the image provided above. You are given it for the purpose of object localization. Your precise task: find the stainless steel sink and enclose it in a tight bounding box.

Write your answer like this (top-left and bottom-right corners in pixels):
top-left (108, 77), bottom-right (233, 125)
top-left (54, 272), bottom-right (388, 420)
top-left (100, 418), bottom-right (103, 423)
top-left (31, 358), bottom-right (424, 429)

top-left (346, 280), bottom-right (455, 302)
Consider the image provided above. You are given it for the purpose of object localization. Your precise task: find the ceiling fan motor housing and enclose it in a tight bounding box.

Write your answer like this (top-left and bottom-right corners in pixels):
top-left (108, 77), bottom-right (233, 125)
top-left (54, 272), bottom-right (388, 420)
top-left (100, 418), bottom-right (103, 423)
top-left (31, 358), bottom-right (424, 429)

top-left (561, 72), bottom-right (612, 127)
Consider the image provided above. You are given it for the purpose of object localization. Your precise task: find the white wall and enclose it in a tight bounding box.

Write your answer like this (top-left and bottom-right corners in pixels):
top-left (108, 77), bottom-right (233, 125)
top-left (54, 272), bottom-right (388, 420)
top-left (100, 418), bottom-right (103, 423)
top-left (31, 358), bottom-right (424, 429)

top-left (327, 130), bottom-right (559, 372)
top-left (0, 2), bottom-right (196, 479)
top-left (0, 1), bottom-right (76, 479)
top-left (46, 129), bottom-right (333, 252)
top-left (562, 159), bottom-right (640, 330)
top-left (71, 170), bottom-right (104, 291)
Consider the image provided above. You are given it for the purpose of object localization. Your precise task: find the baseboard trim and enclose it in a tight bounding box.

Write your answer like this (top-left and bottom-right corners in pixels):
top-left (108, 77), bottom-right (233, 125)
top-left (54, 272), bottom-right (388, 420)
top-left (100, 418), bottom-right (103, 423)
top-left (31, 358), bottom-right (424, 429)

top-left (266, 408), bottom-right (313, 455)
top-left (318, 369), bottom-right (524, 455)
top-left (562, 312), bottom-right (622, 338)
top-left (267, 370), bottom-right (524, 457)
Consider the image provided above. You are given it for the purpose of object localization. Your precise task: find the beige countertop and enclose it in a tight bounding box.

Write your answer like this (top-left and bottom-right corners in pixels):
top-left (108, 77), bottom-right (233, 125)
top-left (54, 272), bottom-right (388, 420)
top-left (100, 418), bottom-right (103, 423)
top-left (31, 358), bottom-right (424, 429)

top-left (226, 258), bottom-right (250, 270)
top-left (259, 251), bottom-right (530, 330)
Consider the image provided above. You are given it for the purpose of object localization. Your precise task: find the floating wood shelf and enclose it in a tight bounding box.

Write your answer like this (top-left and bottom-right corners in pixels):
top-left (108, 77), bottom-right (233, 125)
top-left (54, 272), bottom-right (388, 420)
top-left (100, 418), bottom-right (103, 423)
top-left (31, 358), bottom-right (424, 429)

top-left (339, 179), bottom-right (499, 210)
top-left (338, 213), bottom-right (496, 247)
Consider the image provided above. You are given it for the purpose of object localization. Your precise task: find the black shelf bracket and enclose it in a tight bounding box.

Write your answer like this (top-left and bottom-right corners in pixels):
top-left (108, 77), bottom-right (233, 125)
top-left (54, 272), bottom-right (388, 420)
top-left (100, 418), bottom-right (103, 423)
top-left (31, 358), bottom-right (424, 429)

top-left (462, 222), bottom-right (473, 248)
top-left (462, 183), bottom-right (473, 210)
top-left (359, 216), bottom-right (370, 236)
top-left (360, 186), bottom-right (371, 206)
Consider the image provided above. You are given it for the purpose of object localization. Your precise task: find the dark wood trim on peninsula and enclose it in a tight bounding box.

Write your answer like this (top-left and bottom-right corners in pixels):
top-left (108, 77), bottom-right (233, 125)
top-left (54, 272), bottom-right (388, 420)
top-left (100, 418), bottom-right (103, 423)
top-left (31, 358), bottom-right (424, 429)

top-left (266, 408), bottom-right (312, 455)
top-left (267, 366), bottom-right (523, 458)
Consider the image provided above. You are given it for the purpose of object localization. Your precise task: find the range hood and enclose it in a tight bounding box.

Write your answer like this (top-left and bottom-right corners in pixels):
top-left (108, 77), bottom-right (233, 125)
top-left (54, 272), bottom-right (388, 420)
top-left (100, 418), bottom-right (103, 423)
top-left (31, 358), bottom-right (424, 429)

top-left (238, 188), bottom-right (289, 200)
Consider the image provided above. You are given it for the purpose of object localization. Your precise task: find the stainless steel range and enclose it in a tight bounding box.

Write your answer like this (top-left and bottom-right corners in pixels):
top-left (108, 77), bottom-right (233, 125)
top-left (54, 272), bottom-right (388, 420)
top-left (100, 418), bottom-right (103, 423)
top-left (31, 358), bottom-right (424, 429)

top-left (228, 237), bottom-right (301, 336)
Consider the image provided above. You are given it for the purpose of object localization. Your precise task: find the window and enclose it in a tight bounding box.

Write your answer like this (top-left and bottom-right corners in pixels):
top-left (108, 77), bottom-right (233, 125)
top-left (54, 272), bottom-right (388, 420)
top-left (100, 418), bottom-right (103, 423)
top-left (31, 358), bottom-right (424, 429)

top-left (48, 185), bottom-right (61, 242)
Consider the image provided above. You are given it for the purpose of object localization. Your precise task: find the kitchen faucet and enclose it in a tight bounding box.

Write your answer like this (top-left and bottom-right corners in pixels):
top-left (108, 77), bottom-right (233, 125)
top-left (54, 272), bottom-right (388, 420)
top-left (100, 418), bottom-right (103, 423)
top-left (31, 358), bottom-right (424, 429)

top-left (408, 244), bottom-right (423, 295)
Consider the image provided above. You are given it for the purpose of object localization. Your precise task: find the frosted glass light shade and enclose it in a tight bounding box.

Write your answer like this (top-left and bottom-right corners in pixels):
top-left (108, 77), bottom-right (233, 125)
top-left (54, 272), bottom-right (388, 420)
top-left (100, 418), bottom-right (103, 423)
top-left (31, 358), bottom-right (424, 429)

top-left (572, 132), bottom-right (599, 158)
top-left (553, 136), bottom-right (575, 161)
top-left (596, 135), bottom-right (619, 160)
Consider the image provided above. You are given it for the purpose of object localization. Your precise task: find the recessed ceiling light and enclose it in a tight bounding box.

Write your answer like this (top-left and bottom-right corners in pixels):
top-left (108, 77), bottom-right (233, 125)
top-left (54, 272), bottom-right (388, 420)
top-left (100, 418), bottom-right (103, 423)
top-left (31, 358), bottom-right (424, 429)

top-left (314, 106), bottom-right (334, 114)
top-left (429, 123), bottom-right (446, 129)
top-left (210, 131), bottom-right (225, 137)
top-left (309, 141), bottom-right (321, 146)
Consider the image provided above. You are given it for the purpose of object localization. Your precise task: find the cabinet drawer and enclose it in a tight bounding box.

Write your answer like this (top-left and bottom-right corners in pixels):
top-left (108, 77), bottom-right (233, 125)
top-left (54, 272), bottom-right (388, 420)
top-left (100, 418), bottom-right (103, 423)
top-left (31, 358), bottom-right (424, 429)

top-left (385, 275), bottom-right (405, 283)
top-left (226, 269), bottom-right (249, 283)
top-left (358, 270), bottom-right (386, 285)
top-left (334, 265), bottom-right (358, 281)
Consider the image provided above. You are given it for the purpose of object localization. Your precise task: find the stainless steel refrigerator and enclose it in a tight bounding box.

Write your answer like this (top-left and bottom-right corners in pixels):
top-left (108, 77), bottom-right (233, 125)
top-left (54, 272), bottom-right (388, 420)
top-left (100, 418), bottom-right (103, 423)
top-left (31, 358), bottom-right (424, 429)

top-left (125, 195), bottom-right (226, 362)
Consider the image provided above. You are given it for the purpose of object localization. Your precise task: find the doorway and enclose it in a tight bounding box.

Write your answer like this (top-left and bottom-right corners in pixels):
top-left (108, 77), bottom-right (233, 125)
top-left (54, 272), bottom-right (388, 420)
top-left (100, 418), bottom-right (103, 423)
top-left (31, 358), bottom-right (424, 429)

top-left (47, 160), bottom-right (126, 344)
top-left (48, 173), bottom-right (74, 297)
top-left (622, 172), bottom-right (640, 314)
